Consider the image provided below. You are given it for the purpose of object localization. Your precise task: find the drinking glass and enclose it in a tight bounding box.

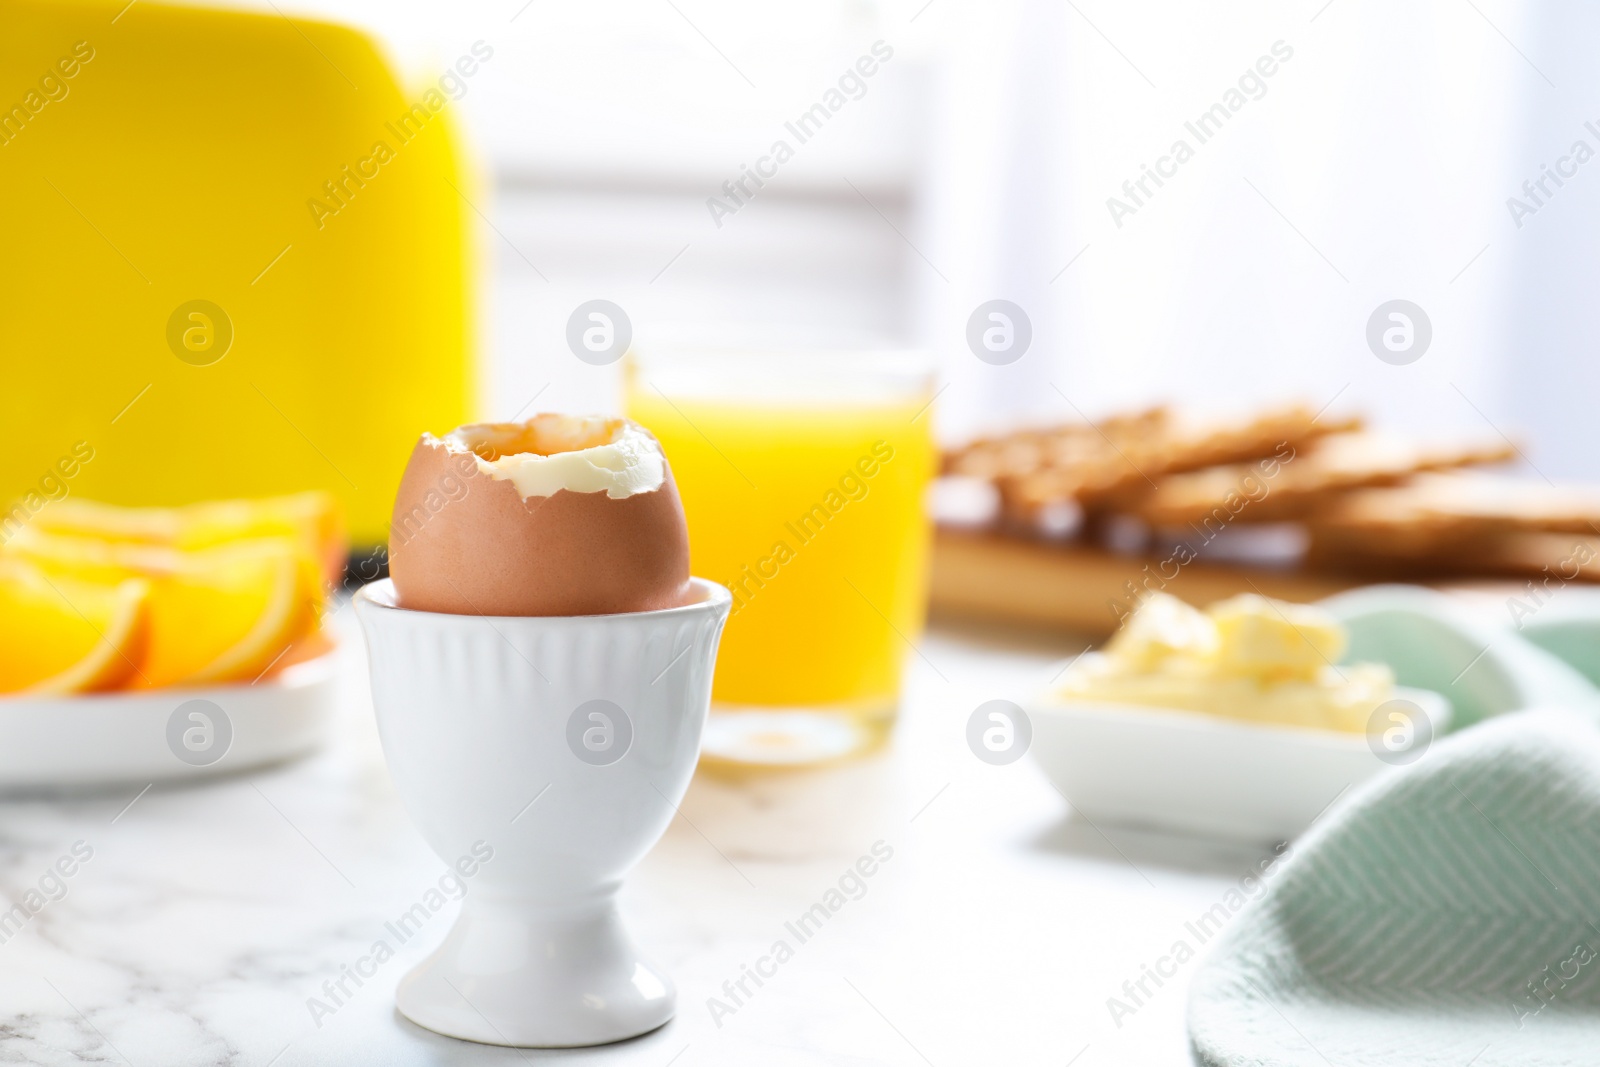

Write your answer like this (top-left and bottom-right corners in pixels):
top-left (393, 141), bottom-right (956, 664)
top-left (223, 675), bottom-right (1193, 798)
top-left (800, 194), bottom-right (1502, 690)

top-left (625, 342), bottom-right (936, 767)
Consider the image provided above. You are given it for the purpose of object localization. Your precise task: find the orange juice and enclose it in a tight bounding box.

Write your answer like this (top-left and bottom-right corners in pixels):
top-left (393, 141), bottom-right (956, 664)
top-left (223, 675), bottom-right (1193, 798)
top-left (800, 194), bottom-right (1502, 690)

top-left (626, 349), bottom-right (935, 765)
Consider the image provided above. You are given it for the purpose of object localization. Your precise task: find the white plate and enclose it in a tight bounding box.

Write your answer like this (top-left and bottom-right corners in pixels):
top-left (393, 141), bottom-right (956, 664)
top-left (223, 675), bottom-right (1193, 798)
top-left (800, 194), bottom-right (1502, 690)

top-left (0, 643), bottom-right (340, 792)
top-left (1026, 686), bottom-right (1451, 842)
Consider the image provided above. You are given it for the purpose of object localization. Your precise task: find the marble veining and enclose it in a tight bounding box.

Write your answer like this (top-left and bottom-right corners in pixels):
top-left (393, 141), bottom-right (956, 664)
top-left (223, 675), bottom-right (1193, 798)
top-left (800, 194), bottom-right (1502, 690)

top-left (0, 611), bottom-right (1269, 1066)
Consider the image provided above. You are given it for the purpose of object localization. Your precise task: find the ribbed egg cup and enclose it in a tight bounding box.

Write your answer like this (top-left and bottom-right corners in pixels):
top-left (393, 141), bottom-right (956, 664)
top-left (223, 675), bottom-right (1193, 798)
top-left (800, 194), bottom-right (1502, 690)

top-left (355, 578), bottom-right (731, 1048)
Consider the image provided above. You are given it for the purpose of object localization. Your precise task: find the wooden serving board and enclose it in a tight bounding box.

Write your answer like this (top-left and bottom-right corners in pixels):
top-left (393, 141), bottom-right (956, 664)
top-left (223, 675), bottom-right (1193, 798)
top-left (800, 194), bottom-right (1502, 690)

top-left (928, 530), bottom-right (1373, 638)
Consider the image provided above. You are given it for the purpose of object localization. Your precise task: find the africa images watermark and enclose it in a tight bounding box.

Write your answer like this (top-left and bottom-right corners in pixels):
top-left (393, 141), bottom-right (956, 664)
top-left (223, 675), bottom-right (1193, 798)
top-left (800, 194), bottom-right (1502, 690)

top-left (1106, 840), bottom-right (1293, 1028)
top-left (705, 40), bottom-right (895, 229)
top-left (726, 440), bottom-right (896, 617)
top-left (707, 840), bottom-right (895, 1028)
top-left (389, 449), bottom-right (478, 550)
top-left (1513, 940), bottom-right (1596, 1028)
top-left (1506, 540), bottom-right (1595, 629)
top-left (307, 41), bottom-right (495, 230)
top-left (1505, 119), bottom-right (1600, 230)
top-left (0, 841), bottom-right (95, 947)
top-left (306, 840), bottom-right (495, 1027)
top-left (1106, 441), bottom-right (1296, 622)
top-left (0, 441), bottom-right (96, 546)
top-left (1107, 40), bottom-right (1295, 228)
top-left (0, 40), bottom-right (95, 148)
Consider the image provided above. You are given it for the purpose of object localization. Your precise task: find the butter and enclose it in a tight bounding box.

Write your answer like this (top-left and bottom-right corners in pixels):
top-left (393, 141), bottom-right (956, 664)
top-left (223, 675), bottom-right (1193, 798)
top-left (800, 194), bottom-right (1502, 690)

top-left (1209, 594), bottom-right (1346, 683)
top-left (1059, 592), bottom-right (1392, 732)
top-left (1103, 591), bottom-right (1217, 671)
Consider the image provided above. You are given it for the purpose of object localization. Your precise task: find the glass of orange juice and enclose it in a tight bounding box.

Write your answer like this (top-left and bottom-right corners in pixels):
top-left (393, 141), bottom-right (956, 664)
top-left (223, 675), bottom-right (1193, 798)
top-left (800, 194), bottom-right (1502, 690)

top-left (625, 341), bottom-right (936, 768)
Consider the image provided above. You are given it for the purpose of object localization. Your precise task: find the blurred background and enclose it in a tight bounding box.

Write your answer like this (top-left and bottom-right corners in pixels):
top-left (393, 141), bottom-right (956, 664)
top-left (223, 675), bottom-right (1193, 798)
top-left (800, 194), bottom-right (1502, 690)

top-left (11, 0), bottom-right (1599, 531)
top-left (10, 3), bottom-right (1600, 1063)
top-left (13, 0), bottom-right (1596, 719)
top-left (286, 0), bottom-right (1589, 466)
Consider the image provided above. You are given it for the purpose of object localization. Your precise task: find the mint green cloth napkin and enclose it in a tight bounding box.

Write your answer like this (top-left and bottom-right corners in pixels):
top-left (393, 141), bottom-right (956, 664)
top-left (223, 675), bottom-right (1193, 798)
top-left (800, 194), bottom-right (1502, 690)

top-left (1189, 709), bottom-right (1600, 1066)
top-left (1190, 586), bottom-right (1600, 1066)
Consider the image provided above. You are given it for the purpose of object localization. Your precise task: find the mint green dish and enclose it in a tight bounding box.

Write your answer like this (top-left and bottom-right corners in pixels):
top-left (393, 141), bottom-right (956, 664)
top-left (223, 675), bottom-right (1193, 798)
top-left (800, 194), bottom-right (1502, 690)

top-left (1511, 587), bottom-right (1600, 690)
top-left (1322, 585), bottom-right (1600, 729)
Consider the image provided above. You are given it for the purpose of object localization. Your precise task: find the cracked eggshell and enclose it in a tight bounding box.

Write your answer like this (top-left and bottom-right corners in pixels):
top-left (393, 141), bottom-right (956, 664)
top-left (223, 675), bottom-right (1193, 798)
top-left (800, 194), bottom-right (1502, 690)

top-left (387, 424), bottom-right (693, 617)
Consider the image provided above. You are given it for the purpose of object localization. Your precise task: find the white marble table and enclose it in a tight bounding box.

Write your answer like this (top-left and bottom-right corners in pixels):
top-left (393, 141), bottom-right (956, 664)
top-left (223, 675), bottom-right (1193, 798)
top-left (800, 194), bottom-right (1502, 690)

top-left (0, 607), bottom-right (1276, 1066)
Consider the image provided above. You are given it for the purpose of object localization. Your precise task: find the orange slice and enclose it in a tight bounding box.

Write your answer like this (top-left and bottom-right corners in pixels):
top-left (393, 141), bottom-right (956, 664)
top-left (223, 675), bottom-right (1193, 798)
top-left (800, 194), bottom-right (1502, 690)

top-left (0, 562), bottom-right (150, 695)
top-left (2, 528), bottom-right (174, 584)
top-left (178, 493), bottom-right (346, 586)
top-left (30, 492), bottom-right (346, 586)
top-left (138, 540), bottom-right (320, 687)
top-left (3, 531), bottom-right (324, 688)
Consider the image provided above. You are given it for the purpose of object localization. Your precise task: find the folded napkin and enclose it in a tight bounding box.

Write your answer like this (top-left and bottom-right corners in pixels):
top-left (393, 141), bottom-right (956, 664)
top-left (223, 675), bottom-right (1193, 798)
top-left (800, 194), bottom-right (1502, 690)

top-left (1190, 587), bottom-right (1600, 1066)
top-left (1188, 710), bottom-right (1600, 1067)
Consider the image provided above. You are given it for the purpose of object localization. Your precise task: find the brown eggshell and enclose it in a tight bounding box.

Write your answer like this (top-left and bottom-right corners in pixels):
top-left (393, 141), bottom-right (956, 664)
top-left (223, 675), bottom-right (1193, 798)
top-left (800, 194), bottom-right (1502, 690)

top-left (388, 432), bottom-right (693, 617)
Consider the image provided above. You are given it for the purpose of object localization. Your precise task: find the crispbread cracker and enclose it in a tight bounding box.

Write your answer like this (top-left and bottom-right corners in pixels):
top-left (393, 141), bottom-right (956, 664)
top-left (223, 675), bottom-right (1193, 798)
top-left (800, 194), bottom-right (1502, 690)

top-left (1134, 433), bottom-right (1516, 527)
top-left (1309, 473), bottom-right (1600, 542)
top-left (943, 408), bottom-right (1167, 480)
top-left (1308, 526), bottom-right (1600, 581)
top-left (974, 403), bottom-right (1355, 523)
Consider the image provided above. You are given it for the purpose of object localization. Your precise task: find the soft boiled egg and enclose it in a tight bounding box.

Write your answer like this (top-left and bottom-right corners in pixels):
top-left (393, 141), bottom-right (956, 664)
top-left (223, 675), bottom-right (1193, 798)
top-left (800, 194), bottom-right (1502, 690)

top-left (388, 414), bottom-right (693, 616)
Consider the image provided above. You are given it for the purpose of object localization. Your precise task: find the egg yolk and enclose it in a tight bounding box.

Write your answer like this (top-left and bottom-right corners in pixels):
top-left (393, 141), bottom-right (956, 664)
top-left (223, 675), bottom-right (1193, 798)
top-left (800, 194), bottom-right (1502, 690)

top-left (459, 415), bottom-right (625, 461)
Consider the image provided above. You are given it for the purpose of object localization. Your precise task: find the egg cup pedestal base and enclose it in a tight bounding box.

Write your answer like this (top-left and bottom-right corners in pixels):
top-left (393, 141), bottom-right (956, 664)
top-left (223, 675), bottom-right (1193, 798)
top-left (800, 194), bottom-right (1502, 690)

top-left (355, 578), bottom-right (731, 1051)
top-left (699, 699), bottom-right (897, 769)
top-left (396, 890), bottom-right (672, 1048)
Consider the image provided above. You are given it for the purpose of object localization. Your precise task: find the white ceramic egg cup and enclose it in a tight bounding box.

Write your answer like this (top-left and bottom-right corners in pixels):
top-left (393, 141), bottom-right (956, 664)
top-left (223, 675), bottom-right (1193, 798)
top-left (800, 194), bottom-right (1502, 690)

top-left (355, 578), bottom-right (730, 1048)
